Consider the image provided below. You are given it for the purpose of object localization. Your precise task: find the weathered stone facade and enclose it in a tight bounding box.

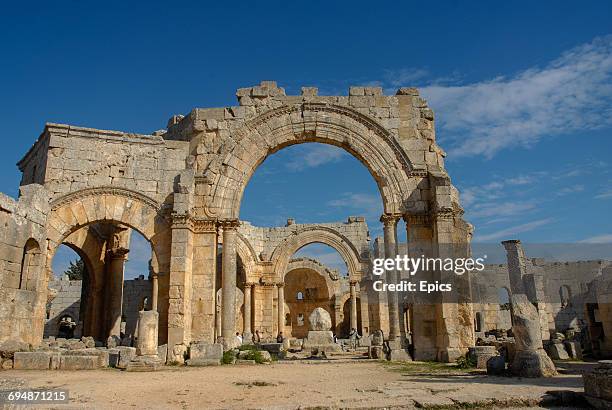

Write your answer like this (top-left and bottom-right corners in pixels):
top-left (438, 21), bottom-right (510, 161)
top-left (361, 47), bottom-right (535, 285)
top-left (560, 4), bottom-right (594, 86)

top-left (0, 81), bottom-right (474, 361)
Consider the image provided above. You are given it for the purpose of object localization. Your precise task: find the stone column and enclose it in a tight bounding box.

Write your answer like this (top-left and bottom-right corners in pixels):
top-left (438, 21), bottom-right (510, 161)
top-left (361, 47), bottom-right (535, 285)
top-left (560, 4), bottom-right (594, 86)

top-left (350, 280), bottom-right (358, 332)
top-left (243, 283), bottom-right (253, 342)
top-left (277, 283), bottom-right (285, 336)
top-left (221, 220), bottom-right (239, 348)
top-left (381, 214), bottom-right (400, 340)
top-left (107, 247), bottom-right (129, 338)
top-left (136, 310), bottom-right (159, 356)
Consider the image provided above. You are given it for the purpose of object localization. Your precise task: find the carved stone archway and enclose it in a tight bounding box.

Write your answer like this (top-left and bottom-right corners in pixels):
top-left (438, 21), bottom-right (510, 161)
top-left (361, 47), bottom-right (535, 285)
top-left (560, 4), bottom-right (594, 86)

top-left (202, 104), bottom-right (418, 219)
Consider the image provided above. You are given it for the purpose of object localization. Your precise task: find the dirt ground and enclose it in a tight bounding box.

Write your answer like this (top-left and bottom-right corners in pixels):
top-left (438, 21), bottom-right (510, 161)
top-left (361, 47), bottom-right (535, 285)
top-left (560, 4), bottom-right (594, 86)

top-left (1, 361), bottom-right (592, 409)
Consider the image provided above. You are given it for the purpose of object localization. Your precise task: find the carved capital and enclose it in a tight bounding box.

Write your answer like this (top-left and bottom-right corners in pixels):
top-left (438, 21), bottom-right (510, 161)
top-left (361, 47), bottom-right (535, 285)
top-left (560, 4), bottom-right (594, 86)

top-left (171, 212), bottom-right (193, 230)
top-left (218, 219), bottom-right (240, 231)
top-left (380, 213), bottom-right (401, 227)
top-left (192, 218), bottom-right (217, 233)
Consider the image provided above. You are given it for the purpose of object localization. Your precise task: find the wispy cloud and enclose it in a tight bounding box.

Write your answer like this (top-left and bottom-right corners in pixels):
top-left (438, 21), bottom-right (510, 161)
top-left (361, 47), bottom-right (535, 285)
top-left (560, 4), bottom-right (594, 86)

top-left (595, 188), bottom-right (612, 199)
top-left (557, 185), bottom-right (585, 196)
top-left (579, 234), bottom-right (612, 244)
top-left (285, 144), bottom-right (347, 171)
top-left (327, 192), bottom-right (383, 219)
top-left (475, 218), bottom-right (554, 242)
top-left (422, 36), bottom-right (612, 157)
top-left (470, 201), bottom-right (535, 219)
top-left (379, 36), bottom-right (612, 158)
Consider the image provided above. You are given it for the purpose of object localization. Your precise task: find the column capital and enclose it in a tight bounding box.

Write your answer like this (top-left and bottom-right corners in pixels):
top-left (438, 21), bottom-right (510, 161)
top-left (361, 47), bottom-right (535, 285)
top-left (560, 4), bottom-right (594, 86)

top-left (380, 213), bottom-right (401, 226)
top-left (192, 218), bottom-right (218, 233)
top-left (276, 282), bottom-right (285, 288)
top-left (243, 281), bottom-right (257, 287)
top-left (218, 219), bottom-right (240, 230)
top-left (349, 280), bottom-right (358, 286)
top-left (107, 247), bottom-right (129, 260)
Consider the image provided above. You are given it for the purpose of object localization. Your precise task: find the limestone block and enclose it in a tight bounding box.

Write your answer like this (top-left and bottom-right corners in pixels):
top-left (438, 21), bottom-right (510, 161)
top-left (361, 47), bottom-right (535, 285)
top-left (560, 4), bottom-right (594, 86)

top-left (13, 352), bottom-right (52, 370)
top-left (583, 360), bottom-right (612, 409)
top-left (308, 308), bottom-right (332, 331)
top-left (547, 342), bottom-right (569, 360)
top-left (186, 358), bottom-right (221, 366)
top-left (189, 342), bottom-right (223, 362)
top-left (59, 355), bottom-right (98, 370)
top-left (1, 358), bottom-right (13, 369)
top-left (0, 340), bottom-right (31, 359)
top-left (63, 348), bottom-right (109, 368)
top-left (564, 341), bottom-right (583, 360)
top-left (169, 344), bottom-right (187, 364)
top-left (116, 346), bottom-right (137, 369)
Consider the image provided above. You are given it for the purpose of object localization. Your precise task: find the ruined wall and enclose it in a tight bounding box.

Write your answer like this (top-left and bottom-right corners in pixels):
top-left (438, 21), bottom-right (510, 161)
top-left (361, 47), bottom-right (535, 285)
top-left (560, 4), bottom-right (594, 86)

top-left (43, 275), bottom-right (152, 341)
top-left (0, 185), bottom-right (50, 345)
top-left (471, 256), bottom-right (611, 337)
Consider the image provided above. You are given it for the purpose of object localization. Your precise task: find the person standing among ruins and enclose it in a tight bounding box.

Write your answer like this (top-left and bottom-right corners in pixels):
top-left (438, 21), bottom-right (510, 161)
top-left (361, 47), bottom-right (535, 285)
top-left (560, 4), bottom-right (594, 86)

top-left (276, 332), bottom-right (284, 343)
top-left (235, 332), bottom-right (243, 346)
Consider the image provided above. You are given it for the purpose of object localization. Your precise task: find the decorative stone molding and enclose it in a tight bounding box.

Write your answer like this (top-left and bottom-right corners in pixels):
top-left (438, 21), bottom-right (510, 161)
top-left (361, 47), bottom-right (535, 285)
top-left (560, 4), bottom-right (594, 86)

top-left (50, 186), bottom-right (161, 211)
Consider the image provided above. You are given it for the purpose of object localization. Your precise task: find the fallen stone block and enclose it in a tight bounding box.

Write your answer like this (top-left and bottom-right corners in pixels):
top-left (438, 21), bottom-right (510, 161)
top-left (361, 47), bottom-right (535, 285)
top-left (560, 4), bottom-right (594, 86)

top-left (116, 346), bottom-right (137, 369)
top-left (13, 352), bottom-right (53, 370)
top-left (583, 360), bottom-right (612, 409)
top-left (0, 340), bottom-right (31, 359)
top-left (59, 356), bottom-right (98, 370)
top-left (547, 342), bottom-right (569, 360)
top-left (189, 342), bottom-right (222, 361)
top-left (186, 358), bottom-right (221, 366)
top-left (564, 341), bottom-right (583, 360)
top-left (63, 348), bottom-right (109, 368)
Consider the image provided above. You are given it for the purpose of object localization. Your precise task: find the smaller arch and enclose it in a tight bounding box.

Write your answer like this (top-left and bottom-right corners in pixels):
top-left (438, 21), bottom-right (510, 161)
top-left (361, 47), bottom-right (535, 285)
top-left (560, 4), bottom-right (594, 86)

top-left (19, 238), bottom-right (41, 290)
top-left (296, 291), bottom-right (304, 301)
top-left (270, 227), bottom-right (365, 281)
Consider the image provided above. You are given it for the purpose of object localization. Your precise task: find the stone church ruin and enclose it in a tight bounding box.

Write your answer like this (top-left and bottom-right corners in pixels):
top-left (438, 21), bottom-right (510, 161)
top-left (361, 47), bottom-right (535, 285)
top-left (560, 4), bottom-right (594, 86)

top-left (1, 81), bottom-right (610, 373)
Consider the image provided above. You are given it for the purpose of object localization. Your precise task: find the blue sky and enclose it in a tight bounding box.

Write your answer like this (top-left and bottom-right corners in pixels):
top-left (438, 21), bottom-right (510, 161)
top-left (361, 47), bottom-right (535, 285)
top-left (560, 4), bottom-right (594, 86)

top-left (3, 1), bottom-right (611, 276)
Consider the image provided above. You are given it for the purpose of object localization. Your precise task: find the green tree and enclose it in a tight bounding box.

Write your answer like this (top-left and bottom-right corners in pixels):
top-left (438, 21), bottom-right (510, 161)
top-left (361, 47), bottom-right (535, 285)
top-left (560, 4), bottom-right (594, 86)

top-left (64, 259), bottom-right (85, 280)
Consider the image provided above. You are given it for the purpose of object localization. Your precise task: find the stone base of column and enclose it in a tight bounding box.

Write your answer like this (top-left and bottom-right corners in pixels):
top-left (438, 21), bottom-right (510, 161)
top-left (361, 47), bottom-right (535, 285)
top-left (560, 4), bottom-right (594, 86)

top-left (386, 339), bottom-right (412, 361)
top-left (243, 331), bottom-right (252, 345)
top-left (126, 355), bottom-right (162, 372)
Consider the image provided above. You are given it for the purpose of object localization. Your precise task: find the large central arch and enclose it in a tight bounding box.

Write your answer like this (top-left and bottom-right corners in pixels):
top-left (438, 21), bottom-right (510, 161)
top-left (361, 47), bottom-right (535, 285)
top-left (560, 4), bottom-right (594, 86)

top-left (202, 103), bottom-right (417, 219)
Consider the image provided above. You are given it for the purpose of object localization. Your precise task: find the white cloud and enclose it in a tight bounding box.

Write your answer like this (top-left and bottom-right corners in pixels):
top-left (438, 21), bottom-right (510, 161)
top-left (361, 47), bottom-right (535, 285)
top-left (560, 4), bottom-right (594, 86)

top-left (285, 144), bottom-right (347, 171)
top-left (414, 36), bottom-right (612, 158)
top-left (475, 218), bottom-right (554, 242)
top-left (557, 185), bottom-right (585, 196)
top-left (595, 188), bottom-right (612, 199)
top-left (579, 234), bottom-right (612, 244)
top-left (470, 201), bottom-right (535, 219)
top-left (327, 192), bottom-right (383, 218)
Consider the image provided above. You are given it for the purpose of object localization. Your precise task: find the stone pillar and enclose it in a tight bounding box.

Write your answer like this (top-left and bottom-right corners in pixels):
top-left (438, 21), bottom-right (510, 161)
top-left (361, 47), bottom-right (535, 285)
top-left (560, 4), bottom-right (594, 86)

top-left (502, 240), bottom-right (527, 295)
top-left (221, 220), bottom-right (239, 348)
top-left (126, 310), bottom-right (162, 371)
top-left (136, 310), bottom-right (159, 356)
top-left (277, 283), bottom-right (285, 336)
top-left (350, 280), bottom-right (358, 332)
top-left (107, 248), bottom-right (128, 338)
top-left (381, 214), bottom-right (400, 340)
top-left (167, 214), bottom-right (194, 348)
top-left (243, 283), bottom-right (253, 341)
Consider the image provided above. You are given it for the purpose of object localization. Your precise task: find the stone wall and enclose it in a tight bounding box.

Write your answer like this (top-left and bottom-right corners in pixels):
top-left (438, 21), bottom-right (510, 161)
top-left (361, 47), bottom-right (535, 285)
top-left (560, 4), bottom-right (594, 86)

top-left (43, 275), bottom-right (152, 342)
top-left (0, 185), bottom-right (50, 345)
